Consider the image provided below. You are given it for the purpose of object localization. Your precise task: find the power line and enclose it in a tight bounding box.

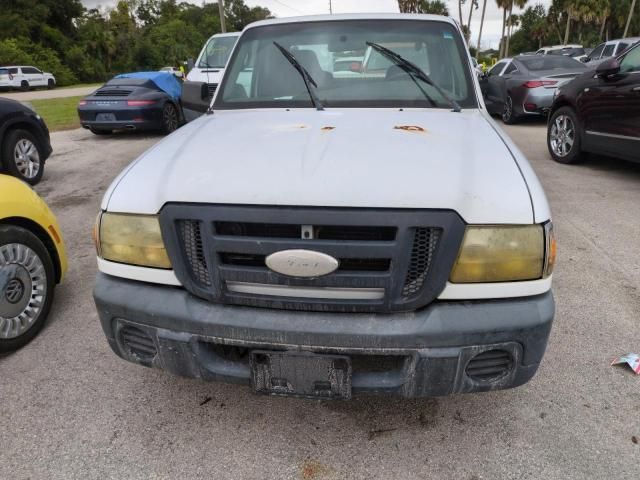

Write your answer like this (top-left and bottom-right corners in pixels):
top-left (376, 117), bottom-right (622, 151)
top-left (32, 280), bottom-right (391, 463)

top-left (270, 0), bottom-right (306, 14)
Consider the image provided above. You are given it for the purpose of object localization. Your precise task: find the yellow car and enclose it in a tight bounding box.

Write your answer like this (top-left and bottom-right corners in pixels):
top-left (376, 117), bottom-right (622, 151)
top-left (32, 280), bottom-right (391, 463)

top-left (0, 174), bottom-right (67, 350)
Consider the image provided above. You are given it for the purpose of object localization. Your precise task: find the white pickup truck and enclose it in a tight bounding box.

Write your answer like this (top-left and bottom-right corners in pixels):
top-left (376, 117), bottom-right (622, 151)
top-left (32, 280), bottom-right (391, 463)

top-left (182, 32), bottom-right (241, 121)
top-left (93, 14), bottom-right (556, 399)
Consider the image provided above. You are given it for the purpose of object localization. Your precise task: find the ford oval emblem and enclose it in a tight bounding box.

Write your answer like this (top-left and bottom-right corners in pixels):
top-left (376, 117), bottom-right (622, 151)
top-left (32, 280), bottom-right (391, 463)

top-left (265, 250), bottom-right (339, 278)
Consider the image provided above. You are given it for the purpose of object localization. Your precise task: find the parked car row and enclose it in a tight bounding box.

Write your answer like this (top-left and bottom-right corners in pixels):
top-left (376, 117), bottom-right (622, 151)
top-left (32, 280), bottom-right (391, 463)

top-left (0, 66), bottom-right (56, 91)
top-left (547, 45), bottom-right (640, 165)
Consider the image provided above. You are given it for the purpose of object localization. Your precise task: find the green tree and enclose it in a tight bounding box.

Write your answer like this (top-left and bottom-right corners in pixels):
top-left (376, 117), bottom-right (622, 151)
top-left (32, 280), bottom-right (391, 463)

top-left (398, 0), bottom-right (449, 14)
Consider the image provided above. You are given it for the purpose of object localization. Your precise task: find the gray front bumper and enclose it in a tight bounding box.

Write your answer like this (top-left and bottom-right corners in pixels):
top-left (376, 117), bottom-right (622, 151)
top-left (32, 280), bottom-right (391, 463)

top-left (94, 273), bottom-right (555, 398)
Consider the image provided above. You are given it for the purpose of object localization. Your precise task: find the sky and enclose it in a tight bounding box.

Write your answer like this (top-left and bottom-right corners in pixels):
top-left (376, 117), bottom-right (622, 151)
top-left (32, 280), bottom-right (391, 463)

top-left (82, 0), bottom-right (554, 49)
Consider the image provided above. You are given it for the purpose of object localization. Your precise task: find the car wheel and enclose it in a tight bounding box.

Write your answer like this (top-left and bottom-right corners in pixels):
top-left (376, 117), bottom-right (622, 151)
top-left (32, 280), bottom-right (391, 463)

top-left (47, 79), bottom-right (55, 90)
top-left (547, 107), bottom-right (584, 164)
top-left (161, 102), bottom-right (179, 135)
top-left (2, 129), bottom-right (44, 185)
top-left (20, 80), bottom-right (30, 92)
top-left (0, 225), bottom-right (55, 352)
top-left (90, 128), bottom-right (113, 136)
top-left (501, 94), bottom-right (519, 124)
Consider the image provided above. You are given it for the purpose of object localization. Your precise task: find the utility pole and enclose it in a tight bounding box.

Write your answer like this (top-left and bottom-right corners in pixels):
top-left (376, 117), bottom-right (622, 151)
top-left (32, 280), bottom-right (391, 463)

top-left (218, 0), bottom-right (226, 33)
top-left (329, 0), bottom-right (333, 14)
top-left (624, 0), bottom-right (637, 38)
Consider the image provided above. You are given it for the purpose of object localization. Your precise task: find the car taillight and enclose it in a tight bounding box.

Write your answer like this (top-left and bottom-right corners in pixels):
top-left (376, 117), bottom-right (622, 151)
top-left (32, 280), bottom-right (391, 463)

top-left (127, 100), bottom-right (156, 106)
top-left (522, 80), bottom-right (558, 88)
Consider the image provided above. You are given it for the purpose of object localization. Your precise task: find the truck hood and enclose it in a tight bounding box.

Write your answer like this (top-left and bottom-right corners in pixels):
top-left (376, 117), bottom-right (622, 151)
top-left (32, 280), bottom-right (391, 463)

top-left (104, 108), bottom-right (535, 224)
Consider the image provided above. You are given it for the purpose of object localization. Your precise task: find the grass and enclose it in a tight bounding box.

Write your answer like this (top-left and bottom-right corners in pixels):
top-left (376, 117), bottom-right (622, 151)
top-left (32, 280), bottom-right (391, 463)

top-left (30, 95), bottom-right (83, 131)
top-left (57, 83), bottom-right (101, 90)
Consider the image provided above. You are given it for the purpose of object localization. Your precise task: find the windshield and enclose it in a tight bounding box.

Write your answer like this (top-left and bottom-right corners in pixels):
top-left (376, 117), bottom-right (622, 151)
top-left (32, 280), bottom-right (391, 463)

top-left (215, 20), bottom-right (476, 110)
top-left (198, 35), bottom-right (239, 68)
top-left (518, 55), bottom-right (586, 71)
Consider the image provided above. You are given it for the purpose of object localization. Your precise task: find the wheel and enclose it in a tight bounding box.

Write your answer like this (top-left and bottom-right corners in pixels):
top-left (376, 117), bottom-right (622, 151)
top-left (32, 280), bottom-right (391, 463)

top-left (20, 80), bottom-right (29, 92)
top-left (2, 129), bottom-right (44, 185)
top-left (0, 225), bottom-right (55, 352)
top-left (47, 79), bottom-right (55, 90)
top-left (89, 128), bottom-right (113, 136)
top-left (161, 102), bottom-right (179, 135)
top-left (547, 107), bottom-right (584, 164)
top-left (501, 94), bottom-right (519, 124)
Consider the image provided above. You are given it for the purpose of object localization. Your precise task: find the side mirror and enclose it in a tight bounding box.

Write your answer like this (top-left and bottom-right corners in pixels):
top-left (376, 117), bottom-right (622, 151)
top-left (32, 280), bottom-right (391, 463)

top-left (596, 57), bottom-right (620, 77)
top-left (581, 57), bottom-right (590, 63)
top-left (182, 81), bottom-right (211, 121)
top-left (187, 58), bottom-right (195, 71)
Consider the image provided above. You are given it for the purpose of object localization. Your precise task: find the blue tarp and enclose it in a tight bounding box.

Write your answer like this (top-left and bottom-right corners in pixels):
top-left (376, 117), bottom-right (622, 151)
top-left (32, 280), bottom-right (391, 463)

top-left (114, 71), bottom-right (182, 100)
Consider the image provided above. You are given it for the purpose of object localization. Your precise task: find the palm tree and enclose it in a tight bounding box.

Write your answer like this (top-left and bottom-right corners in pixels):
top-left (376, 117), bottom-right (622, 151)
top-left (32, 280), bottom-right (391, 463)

top-left (465, 0), bottom-right (479, 45)
top-left (564, 0), bottom-right (610, 44)
top-left (496, 0), bottom-right (510, 57)
top-left (397, 0), bottom-right (449, 14)
top-left (476, 0), bottom-right (488, 52)
top-left (504, 0), bottom-right (527, 57)
top-left (624, 0), bottom-right (637, 37)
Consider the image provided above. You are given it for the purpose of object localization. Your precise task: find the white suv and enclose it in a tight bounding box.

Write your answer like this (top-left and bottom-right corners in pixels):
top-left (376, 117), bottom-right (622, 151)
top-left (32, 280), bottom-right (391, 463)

top-left (93, 14), bottom-right (556, 399)
top-left (0, 66), bottom-right (56, 91)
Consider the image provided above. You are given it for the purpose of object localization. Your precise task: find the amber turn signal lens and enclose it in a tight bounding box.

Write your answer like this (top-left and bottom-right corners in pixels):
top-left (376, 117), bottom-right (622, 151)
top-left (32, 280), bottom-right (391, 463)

top-left (544, 222), bottom-right (556, 278)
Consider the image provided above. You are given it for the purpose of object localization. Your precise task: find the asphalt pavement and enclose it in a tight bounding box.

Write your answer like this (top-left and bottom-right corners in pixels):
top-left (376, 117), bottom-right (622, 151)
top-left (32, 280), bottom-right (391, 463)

top-left (0, 121), bottom-right (639, 479)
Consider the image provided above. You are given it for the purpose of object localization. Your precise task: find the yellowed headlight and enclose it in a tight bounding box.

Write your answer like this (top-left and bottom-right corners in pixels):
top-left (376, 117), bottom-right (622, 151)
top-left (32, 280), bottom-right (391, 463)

top-left (450, 225), bottom-right (544, 283)
top-left (99, 213), bottom-right (171, 269)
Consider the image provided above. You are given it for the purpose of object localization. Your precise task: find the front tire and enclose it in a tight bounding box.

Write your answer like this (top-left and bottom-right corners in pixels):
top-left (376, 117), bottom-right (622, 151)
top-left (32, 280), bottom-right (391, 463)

top-left (0, 225), bottom-right (56, 352)
top-left (547, 107), bottom-right (584, 164)
top-left (2, 129), bottom-right (45, 185)
top-left (161, 102), bottom-right (179, 135)
top-left (47, 79), bottom-right (55, 90)
top-left (501, 94), bottom-right (519, 124)
top-left (20, 80), bottom-right (29, 92)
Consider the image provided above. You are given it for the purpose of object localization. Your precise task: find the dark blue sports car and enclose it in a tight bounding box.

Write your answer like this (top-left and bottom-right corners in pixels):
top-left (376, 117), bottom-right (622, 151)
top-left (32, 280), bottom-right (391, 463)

top-left (78, 72), bottom-right (183, 135)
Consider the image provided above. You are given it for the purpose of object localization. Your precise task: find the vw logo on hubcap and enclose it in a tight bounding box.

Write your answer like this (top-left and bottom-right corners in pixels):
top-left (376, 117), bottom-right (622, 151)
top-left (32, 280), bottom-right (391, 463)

top-left (5, 278), bottom-right (25, 304)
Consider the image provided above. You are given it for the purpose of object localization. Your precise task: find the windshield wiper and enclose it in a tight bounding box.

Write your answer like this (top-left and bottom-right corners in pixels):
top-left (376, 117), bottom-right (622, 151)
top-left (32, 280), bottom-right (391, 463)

top-left (273, 41), bottom-right (324, 111)
top-left (366, 41), bottom-right (461, 112)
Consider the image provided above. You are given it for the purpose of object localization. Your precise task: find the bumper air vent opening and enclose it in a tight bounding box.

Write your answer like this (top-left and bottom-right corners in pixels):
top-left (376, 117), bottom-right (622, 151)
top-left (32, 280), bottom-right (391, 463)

top-left (465, 349), bottom-right (514, 382)
top-left (120, 326), bottom-right (157, 361)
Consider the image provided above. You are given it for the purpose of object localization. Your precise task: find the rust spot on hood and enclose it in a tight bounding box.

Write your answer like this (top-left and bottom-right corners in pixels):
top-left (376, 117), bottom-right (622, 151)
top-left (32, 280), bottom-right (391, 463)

top-left (394, 125), bottom-right (426, 133)
top-left (320, 126), bottom-right (335, 131)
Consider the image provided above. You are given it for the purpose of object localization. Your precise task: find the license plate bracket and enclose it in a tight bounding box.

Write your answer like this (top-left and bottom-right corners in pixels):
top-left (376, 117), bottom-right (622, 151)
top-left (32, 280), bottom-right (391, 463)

top-left (250, 351), bottom-right (352, 399)
top-left (96, 113), bottom-right (116, 121)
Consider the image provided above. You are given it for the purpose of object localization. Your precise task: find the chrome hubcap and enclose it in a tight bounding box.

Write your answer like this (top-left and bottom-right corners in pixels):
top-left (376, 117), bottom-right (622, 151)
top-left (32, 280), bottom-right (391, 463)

top-left (0, 244), bottom-right (47, 339)
top-left (14, 138), bottom-right (40, 179)
top-left (550, 115), bottom-right (575, 157)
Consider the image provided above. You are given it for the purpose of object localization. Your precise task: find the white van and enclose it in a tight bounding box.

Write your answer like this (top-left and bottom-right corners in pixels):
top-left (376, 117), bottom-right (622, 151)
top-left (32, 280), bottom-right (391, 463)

top-left (183, 32), bottom-right (241, 121)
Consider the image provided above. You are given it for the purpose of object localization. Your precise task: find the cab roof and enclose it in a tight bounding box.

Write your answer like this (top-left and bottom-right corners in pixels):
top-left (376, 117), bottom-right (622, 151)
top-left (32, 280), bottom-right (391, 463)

top-left (245, 13), bottom-right (456, 30)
